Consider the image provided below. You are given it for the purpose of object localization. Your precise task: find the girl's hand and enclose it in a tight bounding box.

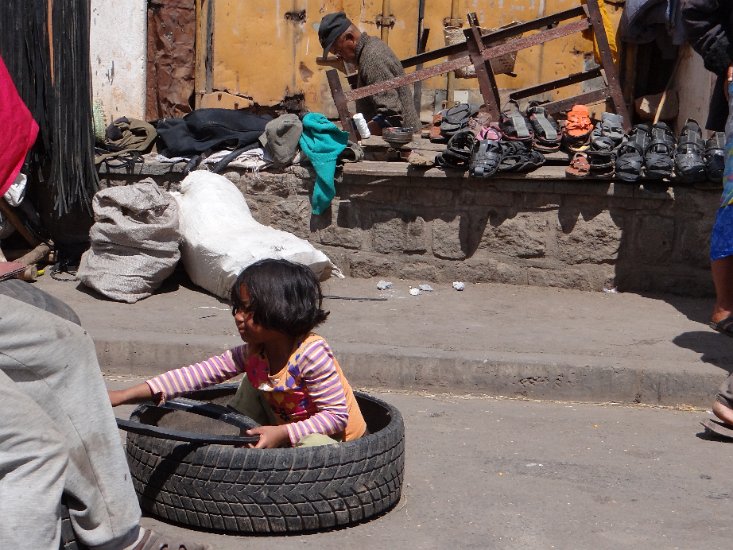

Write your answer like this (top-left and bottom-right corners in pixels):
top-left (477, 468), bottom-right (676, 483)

top-left (108, 384), bottom-right (155, 407)
top-left (246, 425), bottom-right (290, 448)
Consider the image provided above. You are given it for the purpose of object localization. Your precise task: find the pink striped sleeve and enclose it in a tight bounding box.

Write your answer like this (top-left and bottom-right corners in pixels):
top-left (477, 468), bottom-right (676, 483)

top-left (146, 345), bottom-right (248, 401)
top-left (285, 339), bottom-right (349, 445)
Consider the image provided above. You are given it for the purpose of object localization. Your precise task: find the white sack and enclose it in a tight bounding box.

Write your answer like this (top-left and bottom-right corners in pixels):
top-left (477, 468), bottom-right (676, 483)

top-left (174, 171), bottom-right (341, 299)
top-left (77, 180), bottom-right (182, 303)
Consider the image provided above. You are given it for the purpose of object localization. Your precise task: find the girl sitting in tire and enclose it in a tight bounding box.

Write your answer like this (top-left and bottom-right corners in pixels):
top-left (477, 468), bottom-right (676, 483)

top-left (109, 258), bottom-right (367, 448)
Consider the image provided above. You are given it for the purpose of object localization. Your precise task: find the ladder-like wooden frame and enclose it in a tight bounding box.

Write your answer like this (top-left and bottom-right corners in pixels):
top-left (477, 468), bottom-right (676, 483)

top-left (326, 0), bottom-right (630, 142)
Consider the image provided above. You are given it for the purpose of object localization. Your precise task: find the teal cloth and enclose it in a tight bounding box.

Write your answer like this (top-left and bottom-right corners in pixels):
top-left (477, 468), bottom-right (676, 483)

top-left (299, 113), bottom-right (349, 215)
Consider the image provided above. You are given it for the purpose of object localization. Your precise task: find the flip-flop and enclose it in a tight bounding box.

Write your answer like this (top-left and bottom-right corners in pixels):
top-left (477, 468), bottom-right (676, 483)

top-left (710, 315), bottom-right (733, 336)
top-left (565, 152), bottom-right (590, 178)
top-left (701, 418), bottom-right (733, 441)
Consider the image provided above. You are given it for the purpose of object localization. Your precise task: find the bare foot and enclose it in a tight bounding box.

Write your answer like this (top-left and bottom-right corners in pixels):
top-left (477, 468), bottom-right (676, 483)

top-left (712, 400), bottom-right (733, 427)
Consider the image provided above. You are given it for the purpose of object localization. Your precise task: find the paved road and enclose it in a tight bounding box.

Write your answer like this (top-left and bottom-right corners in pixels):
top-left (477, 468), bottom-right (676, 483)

top-left (107, 376), bottom-right (732, 550)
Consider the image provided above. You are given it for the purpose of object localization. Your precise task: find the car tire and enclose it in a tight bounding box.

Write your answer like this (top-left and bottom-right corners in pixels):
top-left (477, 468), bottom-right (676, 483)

top-left (124, 384), bottom-right (405, 534)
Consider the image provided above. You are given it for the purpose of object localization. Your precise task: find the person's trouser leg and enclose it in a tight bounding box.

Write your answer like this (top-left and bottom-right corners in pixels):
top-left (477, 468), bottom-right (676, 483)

top-left (0, 370), bottom-right (68, 550)
top-left (0, 295), bottom-right (141, 550)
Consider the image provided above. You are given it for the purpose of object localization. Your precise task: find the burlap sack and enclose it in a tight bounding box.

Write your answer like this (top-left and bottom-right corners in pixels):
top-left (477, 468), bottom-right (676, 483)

top-left (77, 179), bottom-right (181, 303)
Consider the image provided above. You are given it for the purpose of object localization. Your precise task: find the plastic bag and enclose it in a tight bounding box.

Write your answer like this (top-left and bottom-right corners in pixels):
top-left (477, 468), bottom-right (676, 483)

top-left (173, 171), bottom-right (341, 299)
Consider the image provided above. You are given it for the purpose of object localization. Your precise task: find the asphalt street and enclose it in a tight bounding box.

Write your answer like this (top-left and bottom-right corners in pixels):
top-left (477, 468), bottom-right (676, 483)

top-left (107, 376), bottom-right (732, 550)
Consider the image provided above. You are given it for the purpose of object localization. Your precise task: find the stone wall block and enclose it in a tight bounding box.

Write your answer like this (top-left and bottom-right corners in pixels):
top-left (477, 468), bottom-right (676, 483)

top-left (480, 213), bottom-right (550, 259)
top-left (319, 226), bottom-right (364, 249)
top-left (458, 188), bottom-right (514, 207)
top-left (399, 261), bottom-right (439, 281)
top-left (400, 187), bottom-right (455, 207)
top-left (269, 198), bottom-right (315, 238)
top-left (527, 267), bottom-right (597, 291)
top-left (633, 215), bottom-right (675, 264)
top-left (432, 217), bottom-right (466, 260)
top-left (372, 216), bottom-right (428, 254)
top-left (557, 211), bottom-right (622, 264)
top-left (671, 218), bottom-right (713, 268)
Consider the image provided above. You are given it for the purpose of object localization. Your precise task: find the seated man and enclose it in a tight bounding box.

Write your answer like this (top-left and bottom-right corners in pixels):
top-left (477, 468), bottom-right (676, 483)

top-left (318, 11), bottom-right (422, 136)
top-left (0, 279), bottom-right (211, 550)
top-left (0, 51), bottom-right (210, 549)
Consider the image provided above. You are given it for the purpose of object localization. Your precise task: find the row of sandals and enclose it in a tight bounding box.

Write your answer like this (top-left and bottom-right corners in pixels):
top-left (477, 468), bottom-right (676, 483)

top-left (434, 101), bottom-right (555, 176)
top-left (432, 101), bottom-right (726, 184)
top-left (563, 110), bottom-right (725, 183)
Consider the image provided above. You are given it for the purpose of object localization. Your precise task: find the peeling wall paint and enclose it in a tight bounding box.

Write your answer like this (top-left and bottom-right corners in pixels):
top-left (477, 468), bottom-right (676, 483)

top-left (90, 0), bottom-right (147, 124)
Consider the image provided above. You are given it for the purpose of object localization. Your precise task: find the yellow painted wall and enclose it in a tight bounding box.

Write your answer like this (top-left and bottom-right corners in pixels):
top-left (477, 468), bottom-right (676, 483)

top-left (199, 0), bottom-right (622, 113)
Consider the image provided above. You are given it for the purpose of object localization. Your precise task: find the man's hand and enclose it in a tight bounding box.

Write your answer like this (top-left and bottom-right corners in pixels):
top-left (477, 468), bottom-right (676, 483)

top-left (246, 424), bottom-right (290, 448)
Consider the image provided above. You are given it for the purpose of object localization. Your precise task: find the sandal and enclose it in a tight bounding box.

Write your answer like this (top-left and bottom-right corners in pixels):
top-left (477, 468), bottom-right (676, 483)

top-left (615, 124), bottom-right (649, 183)
top-left (599, 112), bottom-right (625, 147)
top-left (644, 122), bottom-right (676, 180)
top-left (440, 103), bottom-right (480, 139)
top-left (435, 129), bottom-right (476, 169)
top-left (564, 104), bottom-right (593, 138)
top-left (705, 131), bottom-right (726, 183)
top-left (499, 100), bottom-right (534, 143)
top-left (469, 138), bottom-right (502, 177)
top-left (498, 140), bottom-right (545, 173)
top-left (587, 148), bottom-right (616, 177)
top-left (430, 110), bottom-right (446, 143)
top-left (565, 152), bottom-right (590, 178)
top-left (526, 101), bottom-right (561, 153)
top-left (674, 119), bottom-right (706, 183)
top-left (133, 528), bottom-right (212, 550)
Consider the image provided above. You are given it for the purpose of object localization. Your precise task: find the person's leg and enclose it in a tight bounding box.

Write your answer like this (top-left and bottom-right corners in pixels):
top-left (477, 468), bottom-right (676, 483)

top-left (709, 205), bottom-right (733, 325)
top-left (0, 369), bottom-right (68, 549)
top-left (0, 294), bottom-right (141, 550)
top-left (711, 256), bottom-right (733, 323)
top-left (713, 373), bottom-right (733, 426)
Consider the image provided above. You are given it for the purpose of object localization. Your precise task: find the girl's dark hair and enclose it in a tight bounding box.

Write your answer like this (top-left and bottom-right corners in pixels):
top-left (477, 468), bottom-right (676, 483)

top-left (230, 259), bottom-right (329, 336)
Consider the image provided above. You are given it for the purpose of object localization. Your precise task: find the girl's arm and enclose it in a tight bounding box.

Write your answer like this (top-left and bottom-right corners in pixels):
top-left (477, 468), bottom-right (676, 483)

top-left (109, 345), bottom-right (248, 406)
top-left (285, 339), bottom-right (350, 445)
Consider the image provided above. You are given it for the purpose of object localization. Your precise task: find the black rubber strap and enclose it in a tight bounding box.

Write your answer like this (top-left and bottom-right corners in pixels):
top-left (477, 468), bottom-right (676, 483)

top-left (116, 396), bottom-right (260, 445)
top-left (115, 418), bottom-right (259, 445)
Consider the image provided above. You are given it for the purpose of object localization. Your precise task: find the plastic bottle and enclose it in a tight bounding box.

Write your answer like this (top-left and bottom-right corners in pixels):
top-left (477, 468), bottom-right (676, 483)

top-left (353, 113), bottom-right (371, 139)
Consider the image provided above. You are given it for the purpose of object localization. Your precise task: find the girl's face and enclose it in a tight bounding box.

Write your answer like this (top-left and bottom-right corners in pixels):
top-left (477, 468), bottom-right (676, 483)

top-left (233, 285), bottom-right (269, 344)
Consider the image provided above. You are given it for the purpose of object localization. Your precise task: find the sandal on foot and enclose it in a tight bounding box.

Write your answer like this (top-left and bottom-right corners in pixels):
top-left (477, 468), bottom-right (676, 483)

top-left (701, 418), bottom-right (733, 441)
top-left (674, 119), bottom-right (706, 183)
top-left (644, 122), bottom-right (676, 180)
top-left (499, 100), bottom-right (534, 143)
top-left (526, 101), bottom-right (561, 153)
top-left (615, 124), bottom-right (649, 182)
top-left (565, 152), bottom-right (590, 178)
top-left (705, 131), bottom-right (726, 183)
top-left (710, 314), bottom-right (733, 336)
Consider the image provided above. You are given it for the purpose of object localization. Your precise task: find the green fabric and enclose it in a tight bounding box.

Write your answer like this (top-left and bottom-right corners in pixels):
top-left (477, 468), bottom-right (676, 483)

top-left (299, 113), bottom-right (348, 215)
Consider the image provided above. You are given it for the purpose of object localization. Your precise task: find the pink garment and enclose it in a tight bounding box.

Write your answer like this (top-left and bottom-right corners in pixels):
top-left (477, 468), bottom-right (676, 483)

top-left (0, 55), bottom-right (38, 196)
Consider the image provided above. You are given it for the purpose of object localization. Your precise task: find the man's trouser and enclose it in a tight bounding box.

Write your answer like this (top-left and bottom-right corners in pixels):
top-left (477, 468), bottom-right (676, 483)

top-left (0, 293), bottom-right (141, 550)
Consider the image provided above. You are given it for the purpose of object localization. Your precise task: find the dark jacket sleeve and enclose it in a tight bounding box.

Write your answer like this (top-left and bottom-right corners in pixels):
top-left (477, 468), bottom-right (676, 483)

top-left (682, 0), bottom-right (732, 75)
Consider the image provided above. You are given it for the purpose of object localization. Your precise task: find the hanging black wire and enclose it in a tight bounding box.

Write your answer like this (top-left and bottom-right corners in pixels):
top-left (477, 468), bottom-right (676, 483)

top-left (0, 0), bottom-right (98, 217)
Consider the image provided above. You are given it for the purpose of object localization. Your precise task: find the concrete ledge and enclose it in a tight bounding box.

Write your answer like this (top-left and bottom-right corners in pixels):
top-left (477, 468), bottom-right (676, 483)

top-left (96, 337), bottom-right (724, 408)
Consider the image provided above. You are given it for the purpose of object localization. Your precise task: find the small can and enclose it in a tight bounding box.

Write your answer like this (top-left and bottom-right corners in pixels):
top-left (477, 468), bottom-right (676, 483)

top-left (352, 113), bottom-right (371, 139)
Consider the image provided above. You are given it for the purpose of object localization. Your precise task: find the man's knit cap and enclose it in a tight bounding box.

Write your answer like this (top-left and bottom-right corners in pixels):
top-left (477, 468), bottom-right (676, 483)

top-left (318, 12), bottom-right (352, 53)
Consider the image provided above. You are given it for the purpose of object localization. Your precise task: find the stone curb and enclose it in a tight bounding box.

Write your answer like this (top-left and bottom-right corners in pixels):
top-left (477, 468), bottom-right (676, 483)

top-left (96, 338), bottom-right (722, 408)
